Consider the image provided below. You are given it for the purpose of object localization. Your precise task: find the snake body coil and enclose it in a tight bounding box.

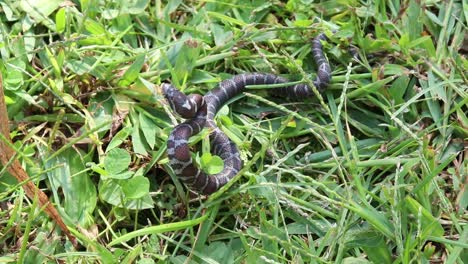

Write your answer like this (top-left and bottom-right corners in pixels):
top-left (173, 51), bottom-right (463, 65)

top-left (163, 33), bottom-right (331, 194)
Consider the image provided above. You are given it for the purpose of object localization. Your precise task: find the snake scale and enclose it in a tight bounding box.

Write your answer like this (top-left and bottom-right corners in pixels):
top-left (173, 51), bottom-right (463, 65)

top-left (163, 33), bottom-right (332, 194)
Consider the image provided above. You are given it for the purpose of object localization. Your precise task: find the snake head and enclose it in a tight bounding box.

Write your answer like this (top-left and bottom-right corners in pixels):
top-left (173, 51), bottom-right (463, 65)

top-left (162, 83), bottom-right (204, 119)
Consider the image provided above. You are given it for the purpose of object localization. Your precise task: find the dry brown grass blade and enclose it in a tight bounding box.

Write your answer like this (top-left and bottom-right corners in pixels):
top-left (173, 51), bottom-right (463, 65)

top-left (0, 74), bottom-right (78, 248)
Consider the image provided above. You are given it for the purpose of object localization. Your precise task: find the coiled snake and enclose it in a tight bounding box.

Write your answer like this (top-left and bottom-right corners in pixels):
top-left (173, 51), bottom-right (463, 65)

top-left (163, 33), bottom-right (332, 194)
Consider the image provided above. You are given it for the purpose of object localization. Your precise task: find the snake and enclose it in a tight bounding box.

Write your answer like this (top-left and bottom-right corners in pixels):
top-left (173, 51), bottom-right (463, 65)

top-left (163, 33), bottom-right (332, 194)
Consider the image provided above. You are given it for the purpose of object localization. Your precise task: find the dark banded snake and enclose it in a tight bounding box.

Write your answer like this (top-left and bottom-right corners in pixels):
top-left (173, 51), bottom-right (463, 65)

top-left (163, 33), bottom-right (332, 194)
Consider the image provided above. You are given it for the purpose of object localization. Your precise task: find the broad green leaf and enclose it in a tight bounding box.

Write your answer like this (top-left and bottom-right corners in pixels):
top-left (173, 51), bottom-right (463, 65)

top-left (65, 57), bottom-right (107, 79)
top-left (293, 19), bottom-right (313, 27)
top-left (107, 126), bottom-right (132, 151)
top-left (44, 147), bottom-right (96, 227)
top-left (118, 54), bottom-right (146, 87)
top-left (389, 76), bottom-right (410, 105)
top-left (404, 0), bottom-right (423, 41)
top-left (55, 8), bottom-right (66, 33)
top-left (173, 41), bottom-right (200, 84)
top-left (84, 19), bottom-right (107, 36)
top-left (45, 46), bottom-right (61, 77)
top-left (108, 171), bottom-right (134, 180)
top-left (4, 59), bottom-right (26, 90)
top-left (20, 0), bottom-right (61, 27)
top-left (23, 31), bottom-right (35, 62)
top-left (4, 95), bottom-right (14, 105)
top-left (104, 148), bottom-right (131, 175)
top-left (99, 180), bottom-right (122, 206)
top-left (12, 91), bottom-right (40, 109)
top-left (124, 193), bottom-right (154, 210)
top-left (122, 175), bottom-right (150, 199)
top-left (344, 225), bottom-right (392, 264)
top-left (163, 0), bottom-right (182, 14)
top-left (205, 242), bottom-right (235, 264)
top-left (78, 35), bottom-right (112, 46)
top-left (82, 19), bottom-right (111, 45)
top-left (404, 196), bottom-right (444, 237)
top-left (24, 232), bottom-right (61, 263)
top-left (383, 64), bottom-right (409, 76)
top-left (139, 112), bottom-right (157, 149)
top-left (346, 201), bottom-right (394, 239)
top-left (210, 23), bottom-right (233, 47)
top-left (200, 153), bottom-right (224, 174)
top-left (99, 179), bottom-right (151, 209)
top-left (126, 0), bottom-right (149, 14)
top-left (0, 2), bottom-right (17, 21)
top-left (399, 33), bottom-right (410, 51)
top-left (115, 14), bottom-right (137, 47)
top-left (131, 113), bottom-right (148, 155)
top-left (66, 59), bottom-right (93, 75)
top-left (191, 69), bottom-right (217, 84)
top-left (102, 9), bottom-right (119, 19)
top-left (409, 36), bottom-right (436, 58)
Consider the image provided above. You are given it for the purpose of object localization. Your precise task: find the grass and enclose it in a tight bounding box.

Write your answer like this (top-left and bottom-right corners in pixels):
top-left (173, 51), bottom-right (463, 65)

top-left (0, 0), bottom-right (467, 263)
